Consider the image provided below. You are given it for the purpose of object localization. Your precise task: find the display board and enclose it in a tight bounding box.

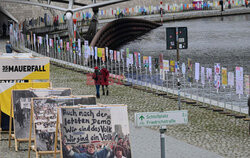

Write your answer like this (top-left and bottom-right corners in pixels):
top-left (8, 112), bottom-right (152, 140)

top-left (0, 56), bottom-right (50, 117)
top-left (59, 104), bottom-right (131, 158)
top-left (12, 88), bottom-right (71, 140)
top-left (31, 95), bottom-right (96, 152)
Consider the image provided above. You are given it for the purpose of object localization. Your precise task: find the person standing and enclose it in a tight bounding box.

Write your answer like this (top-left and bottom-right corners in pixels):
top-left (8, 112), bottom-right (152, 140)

top-left (6, 40), bottom-right (13, 53)
top-left (220, 0), bottom-right (224, 11)
top-left (92, 67), bottom-right (101, 98)
top-left (100, 64), bottom-right (110, 96)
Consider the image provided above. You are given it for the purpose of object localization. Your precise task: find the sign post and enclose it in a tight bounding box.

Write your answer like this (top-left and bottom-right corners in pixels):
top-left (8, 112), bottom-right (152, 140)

top-left (166, 27), bottom-right (188, 110)
top-left (135, 110), bottom-right (188, 158)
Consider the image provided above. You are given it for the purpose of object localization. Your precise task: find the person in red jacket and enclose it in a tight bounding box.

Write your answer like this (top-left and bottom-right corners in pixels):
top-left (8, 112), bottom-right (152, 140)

top-left (100, 64), bottom-right (110, 96)
top-left (92, 66), bottom-right (101, 98)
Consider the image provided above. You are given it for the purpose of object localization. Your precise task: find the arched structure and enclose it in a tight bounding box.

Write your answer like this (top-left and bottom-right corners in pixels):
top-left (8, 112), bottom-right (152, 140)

top-left (90, 18), bottom-right (161, 49)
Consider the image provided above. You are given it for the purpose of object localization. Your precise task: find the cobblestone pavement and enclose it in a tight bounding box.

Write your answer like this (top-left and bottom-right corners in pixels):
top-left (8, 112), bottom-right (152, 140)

top-left (48, 64), bottom-right (250, 158)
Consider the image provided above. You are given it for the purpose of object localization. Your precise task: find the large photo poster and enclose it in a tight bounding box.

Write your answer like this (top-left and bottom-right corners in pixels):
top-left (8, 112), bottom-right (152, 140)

top-left (12, 88), bottom-right (71, 140)
top-left (60, 105), bottom-right (131, 158)
top-left (32, 95), bottom-right (96, 151)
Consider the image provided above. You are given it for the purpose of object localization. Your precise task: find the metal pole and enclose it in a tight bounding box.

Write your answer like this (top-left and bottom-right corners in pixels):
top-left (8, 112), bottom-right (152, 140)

top-left (209, 81), bottom-right (212, 108)
top-left (202, 84), bottom-right (205, 106)
top-left (160, 126), bottom-right (166, 158)
top-left (172, 72), bottom-right (175, 97)
top-left (156, 69), bottom-right (158, 93)
top-left (136, 67), bottom-right (138, 85)
top-left (230, 86), bottom-right (233, 111)
top-left (184, 75), bottom-right (186, 97)
top-left (176, 27), bottom-right (181, 110)
top-left (132, 65), bottom-right (134, 85)
top-left (146, 68), bottom-right (148, 89)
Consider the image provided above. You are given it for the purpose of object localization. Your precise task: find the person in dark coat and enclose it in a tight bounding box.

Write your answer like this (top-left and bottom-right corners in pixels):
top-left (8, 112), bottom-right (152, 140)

top-left (6, 40), bottom-right (12, 53)
top-left (100, 65), bottom-right (110, 96)
top-left (92, 67), bottom-right (101, 98)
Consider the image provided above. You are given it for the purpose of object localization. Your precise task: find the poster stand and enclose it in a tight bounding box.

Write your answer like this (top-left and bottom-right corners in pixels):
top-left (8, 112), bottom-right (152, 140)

top-left (28, 98), bottom-right (60, 158)
top-left (28, 95), bottom-right (97, 158)
top-left (8, 87), bottom-right (72, 151)
top-left (56, 104), bottom-right (128, 158)
top-left (8, 91), bottom-right (34, 151)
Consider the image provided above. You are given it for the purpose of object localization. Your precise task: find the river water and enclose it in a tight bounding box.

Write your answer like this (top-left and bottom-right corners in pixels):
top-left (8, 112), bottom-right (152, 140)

top-left (121, 14), bottom-right (250, 72)
top-left (120, 14), bottom-right (250, 113)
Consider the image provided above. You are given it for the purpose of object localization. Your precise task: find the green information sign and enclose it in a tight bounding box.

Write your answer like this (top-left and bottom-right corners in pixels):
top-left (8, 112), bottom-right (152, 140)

top-left (135, 110), bottom-right (188, 127)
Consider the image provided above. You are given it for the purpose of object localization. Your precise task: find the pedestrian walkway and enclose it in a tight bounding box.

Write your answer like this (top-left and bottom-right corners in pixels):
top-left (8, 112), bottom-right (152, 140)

top-left (129, 122), bottom-right (223, 158)
top-left (0, 122), bottom-right (223, 158)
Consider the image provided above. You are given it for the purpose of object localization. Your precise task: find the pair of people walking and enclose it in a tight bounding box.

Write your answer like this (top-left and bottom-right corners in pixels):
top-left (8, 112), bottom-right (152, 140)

top-left (92, 65), bottom-right (109, 98)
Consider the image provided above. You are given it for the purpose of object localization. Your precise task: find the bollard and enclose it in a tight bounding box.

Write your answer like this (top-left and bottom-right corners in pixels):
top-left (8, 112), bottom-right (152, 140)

top-left (160, 126), bottom-right (166, 158)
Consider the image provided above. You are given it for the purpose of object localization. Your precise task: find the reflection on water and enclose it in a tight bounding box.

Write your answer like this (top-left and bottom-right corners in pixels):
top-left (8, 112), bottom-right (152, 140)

top-left (121, 14), bottom-right (250, 73)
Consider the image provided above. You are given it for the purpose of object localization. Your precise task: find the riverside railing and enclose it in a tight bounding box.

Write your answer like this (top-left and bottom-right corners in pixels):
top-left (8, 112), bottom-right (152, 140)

top-left (9, 27), bottom-right (250, 115)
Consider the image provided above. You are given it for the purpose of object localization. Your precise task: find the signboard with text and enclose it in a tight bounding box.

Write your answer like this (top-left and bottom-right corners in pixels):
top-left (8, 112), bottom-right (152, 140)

top-left (135, 110), bottom-right (188, 127)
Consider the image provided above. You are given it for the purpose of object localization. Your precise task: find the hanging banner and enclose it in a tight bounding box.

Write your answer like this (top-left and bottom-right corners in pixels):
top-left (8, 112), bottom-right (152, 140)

top-left (228, 72), bottom-right (234, 87)
top-left (201, 66), bottom-right (205, 85)
top-left (149, 56), bottom-right (152, 73)
top-left (33, 34), bottom-right (36, 46)
top-left (66, 42), bottom-right (70, 51)
top-left (195, 63), bottom-right (200, 81)
top-left (159, 53), bottom-right (163, 69)
top-left (128, 54), bottom-right (133, 65)
top-left (49, 39), bottom-right (53, 47)
top-left (114, 50), bottom-right (117, 61)
top-left (84, 46), bottom-right (89, 59)
top-left (134, 52), bottom-right (138, 67)
top-left (163, 60), bottom-right (169, 72)
top-left (170, 60), bottom-right (175, 72)
top-left (182, 63), bottom-right (186, 75)
top-left (214, 63), bottom-right (220, 89)
top-left (236, 67), bottom-right (243, 95)
top-left (221, 67), bottom-right (228, 87)
top-left (138, 53), bottom-right (141, 68)
top-left (78, 39), bottom-right (81, 56)
top-left (95, 47), bottom-right (98, 60)
top-left (120, 49), bottom-right (124, 61)
top-left (105, 47), bottom-right (108, 58)
top-left (187, 58), bottom-right (193, 83)
top-left (90, 46), bottom-right (94, 56)
top-left (117, 51), bottom-right (120, 63)
top-left (101, 48), bottom-right (105, 62)
top-left (244, 75), bottom-right (250, 95)
top-left (97, 48), bottom-right (102, 58)
top-left (143, 56), bottom-right (149, 68)
top-left (206, 68), bottom-right (212, 82)
top-left (110, 50), bottom-right (113, 61)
